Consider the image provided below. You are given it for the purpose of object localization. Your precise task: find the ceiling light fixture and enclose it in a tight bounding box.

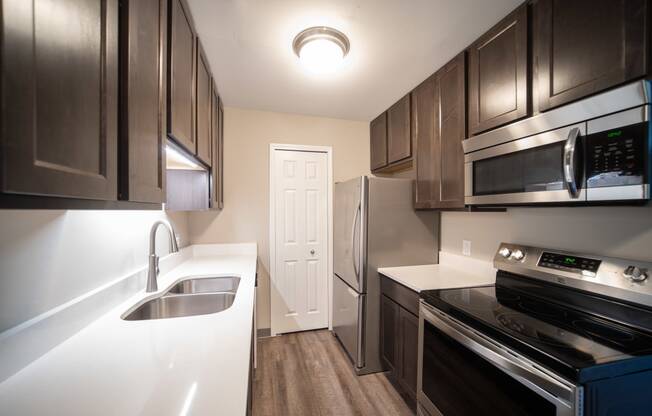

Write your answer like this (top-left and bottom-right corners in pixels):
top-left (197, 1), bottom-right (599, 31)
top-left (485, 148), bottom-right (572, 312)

top-left (293, 26), bottom-right (350, 74)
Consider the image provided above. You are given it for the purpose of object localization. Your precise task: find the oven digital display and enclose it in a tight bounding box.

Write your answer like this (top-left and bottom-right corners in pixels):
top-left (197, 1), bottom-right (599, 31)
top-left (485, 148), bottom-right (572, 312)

top-left (538, 252), bottom-right (601, 274)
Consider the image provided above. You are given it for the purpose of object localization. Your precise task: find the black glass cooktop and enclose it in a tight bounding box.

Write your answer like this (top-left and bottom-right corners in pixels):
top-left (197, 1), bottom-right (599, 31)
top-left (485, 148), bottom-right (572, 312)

top-left (421, 272), bottom-right (652, 382)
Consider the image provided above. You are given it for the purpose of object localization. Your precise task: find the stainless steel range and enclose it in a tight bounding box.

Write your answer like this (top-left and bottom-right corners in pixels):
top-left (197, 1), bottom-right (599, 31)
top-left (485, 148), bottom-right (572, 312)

top-left (417, 243), bottom-right (652, 416)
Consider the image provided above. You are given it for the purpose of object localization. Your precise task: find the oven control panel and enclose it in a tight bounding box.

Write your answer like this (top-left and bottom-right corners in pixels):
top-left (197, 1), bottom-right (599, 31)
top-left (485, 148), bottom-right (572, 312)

top-left (537, 252), bottom-right (601, 275)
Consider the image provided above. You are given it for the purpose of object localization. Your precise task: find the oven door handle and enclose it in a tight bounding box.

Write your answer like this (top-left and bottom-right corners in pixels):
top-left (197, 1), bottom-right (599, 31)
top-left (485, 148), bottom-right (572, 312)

top-left (563, 127), bottom-right (581, 198)
top-left (420, 302), bottom-right (577, 406)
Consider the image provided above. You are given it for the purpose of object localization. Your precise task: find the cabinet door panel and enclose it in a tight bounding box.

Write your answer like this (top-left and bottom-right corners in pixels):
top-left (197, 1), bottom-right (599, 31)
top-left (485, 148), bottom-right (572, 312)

top-left (217, 97), bottom-right (225, 208)
top-left (370, 113), bottom-right (388, 171)
top-left (437, 53), bottom-right (466, 209)
top-left (413, 76), bottom-right (439, 208)
top-left (387, 95), bottom-right (412, 164)
top-left (380, 295), bottom-right (399, 373)
top-left (535, 0), bottom-right (648, 111)
top-left (468, 3), bottom-right (528, 134)
top-left (196, 40), bottom-right (212, 166)
top-left (168, 0), bottom-right (196, 153)
top-left (119, 0), bottom-right (166, 203)
top-left (1, 0), bottom-right (118, 200)
top-left (398, 307), bottom-right (419, 400)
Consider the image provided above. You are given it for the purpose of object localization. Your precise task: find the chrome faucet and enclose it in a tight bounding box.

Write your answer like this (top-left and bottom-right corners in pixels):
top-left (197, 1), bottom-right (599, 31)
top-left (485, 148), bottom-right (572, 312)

top-left (146, 220), bottom-right (180, 292)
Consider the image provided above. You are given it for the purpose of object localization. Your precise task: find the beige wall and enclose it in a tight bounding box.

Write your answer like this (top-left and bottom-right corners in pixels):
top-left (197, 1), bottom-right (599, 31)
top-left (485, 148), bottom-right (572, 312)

top-left (441, 206), bottom-right (652, 263)
top-left (188, 107), bottom-right (370, 330)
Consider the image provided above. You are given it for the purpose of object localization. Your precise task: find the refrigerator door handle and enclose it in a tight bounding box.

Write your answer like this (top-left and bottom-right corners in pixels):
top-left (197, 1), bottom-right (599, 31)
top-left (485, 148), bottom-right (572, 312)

top-left (351, 202), bottom-right (361, 279)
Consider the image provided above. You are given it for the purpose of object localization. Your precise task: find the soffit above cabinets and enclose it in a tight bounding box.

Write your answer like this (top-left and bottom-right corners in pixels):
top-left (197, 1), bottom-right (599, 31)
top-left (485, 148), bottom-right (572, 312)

top-left (187, 0), bottom-right (522, 121)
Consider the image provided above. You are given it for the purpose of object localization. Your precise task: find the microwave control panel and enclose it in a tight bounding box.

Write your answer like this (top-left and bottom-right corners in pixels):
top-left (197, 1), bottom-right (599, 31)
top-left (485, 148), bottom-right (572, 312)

top-left (585, 122), bottom-right (648, 188)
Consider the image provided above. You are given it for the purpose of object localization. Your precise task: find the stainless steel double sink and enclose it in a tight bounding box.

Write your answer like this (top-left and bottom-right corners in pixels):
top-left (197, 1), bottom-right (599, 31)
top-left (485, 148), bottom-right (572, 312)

top-left (122, 276), bottom-right (240, 321)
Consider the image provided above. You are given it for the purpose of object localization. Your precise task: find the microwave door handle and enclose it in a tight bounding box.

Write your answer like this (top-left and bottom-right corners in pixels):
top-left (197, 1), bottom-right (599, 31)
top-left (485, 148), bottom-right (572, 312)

top-left (351, 202), bottom-right (361, 279)
top-left (563, 127), bottom-right (580, 198)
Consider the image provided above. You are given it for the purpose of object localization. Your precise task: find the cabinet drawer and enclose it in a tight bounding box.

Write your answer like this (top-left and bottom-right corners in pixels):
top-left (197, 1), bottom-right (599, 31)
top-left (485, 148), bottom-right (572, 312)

top-left (380, 275), bottom-right (419, 316)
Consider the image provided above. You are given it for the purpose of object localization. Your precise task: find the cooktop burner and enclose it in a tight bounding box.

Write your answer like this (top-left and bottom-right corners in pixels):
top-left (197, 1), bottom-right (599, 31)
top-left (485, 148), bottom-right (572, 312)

top-left (422, 277), bottom-right (652, 382)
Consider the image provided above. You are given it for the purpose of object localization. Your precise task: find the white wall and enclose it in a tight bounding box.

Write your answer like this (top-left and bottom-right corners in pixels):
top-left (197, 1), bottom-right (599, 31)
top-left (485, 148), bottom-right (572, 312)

top-left (0, 209), bottom-right (189, 332)
top-left (441, 205), bottom-right (652, 262)
top-left (188, 107), bottom-right (370, 330)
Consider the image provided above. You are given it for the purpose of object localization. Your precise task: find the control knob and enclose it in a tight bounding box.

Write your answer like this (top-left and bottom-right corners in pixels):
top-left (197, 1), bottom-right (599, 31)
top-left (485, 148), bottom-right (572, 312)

top-left (511, 249), bottom-right (525, 261)
top-left (624, 266), bottom-right (648, 282)
top-left (498, 247), bottom-right (512, 258)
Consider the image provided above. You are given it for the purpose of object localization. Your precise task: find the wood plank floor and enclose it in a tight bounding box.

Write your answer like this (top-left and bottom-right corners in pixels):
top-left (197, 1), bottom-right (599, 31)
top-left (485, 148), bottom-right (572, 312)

top-left (253, 329), bottom-right (415, 416)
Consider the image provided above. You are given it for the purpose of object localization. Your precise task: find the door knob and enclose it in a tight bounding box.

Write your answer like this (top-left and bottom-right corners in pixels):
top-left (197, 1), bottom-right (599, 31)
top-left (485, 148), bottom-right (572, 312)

top-left (310, 249), bottom-right (315, 255)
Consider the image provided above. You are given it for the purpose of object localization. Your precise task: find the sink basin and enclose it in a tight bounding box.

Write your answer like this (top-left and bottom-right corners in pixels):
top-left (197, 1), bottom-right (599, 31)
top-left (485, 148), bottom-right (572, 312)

top-left (122, 292), bottom-right (236, 321)
top-left (166, 276), bottom-right (240, 295)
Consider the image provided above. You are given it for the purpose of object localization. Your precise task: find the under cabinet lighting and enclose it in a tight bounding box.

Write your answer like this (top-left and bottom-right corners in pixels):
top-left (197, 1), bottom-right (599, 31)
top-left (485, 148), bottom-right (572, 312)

top-left (166, 145), bottom-right (203, 171)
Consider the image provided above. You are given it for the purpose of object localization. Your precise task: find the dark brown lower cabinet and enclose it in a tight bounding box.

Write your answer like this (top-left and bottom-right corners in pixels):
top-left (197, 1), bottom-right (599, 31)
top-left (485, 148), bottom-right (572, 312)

top-left (397, 307), bottom-right (419, 398)
top-left (380, 276), bottom-right (420, 406)
top-left (381, 295), bottom-right (400, 373)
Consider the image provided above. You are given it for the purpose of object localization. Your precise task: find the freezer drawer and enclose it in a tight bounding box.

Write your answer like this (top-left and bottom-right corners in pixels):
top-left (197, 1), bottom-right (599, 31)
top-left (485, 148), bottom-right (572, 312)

top-left (333, 275), bottom-right (365, 368)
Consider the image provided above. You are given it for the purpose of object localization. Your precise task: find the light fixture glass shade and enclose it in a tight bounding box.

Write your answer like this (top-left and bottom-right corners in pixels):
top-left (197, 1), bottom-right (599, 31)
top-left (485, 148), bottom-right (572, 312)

top-left (293, 26), bottom-right (350, 74)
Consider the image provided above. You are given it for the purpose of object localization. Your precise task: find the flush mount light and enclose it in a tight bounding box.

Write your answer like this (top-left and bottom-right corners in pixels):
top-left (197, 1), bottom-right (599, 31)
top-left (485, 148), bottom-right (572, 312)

top-left (292, 26), bottom-right (350, 74)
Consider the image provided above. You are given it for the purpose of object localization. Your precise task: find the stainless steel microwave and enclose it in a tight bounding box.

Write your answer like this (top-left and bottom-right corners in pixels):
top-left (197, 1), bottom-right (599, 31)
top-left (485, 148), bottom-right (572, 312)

top-left (463, 81), bottom-right (652, 206)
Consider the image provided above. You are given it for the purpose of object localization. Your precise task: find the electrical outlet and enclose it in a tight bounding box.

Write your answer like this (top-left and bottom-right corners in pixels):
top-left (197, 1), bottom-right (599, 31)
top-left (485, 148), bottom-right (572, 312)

top-left (462, 240), bottom-right (472, 256)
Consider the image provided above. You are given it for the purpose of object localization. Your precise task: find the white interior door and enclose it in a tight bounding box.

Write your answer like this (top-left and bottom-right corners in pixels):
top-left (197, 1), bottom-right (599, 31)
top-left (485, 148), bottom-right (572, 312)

top-left (271, 148), bottom-right (329, 335)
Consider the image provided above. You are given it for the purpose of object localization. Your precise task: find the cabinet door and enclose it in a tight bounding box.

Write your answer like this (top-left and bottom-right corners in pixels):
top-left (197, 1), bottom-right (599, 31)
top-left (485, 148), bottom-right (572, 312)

top-left (398, 307), bottom-right (419, 401)
top-left (413, 76), bottom-right (439, 209)
top-left (387, 95), bottom-right (412, 164)
top-left (217, 97), bottom-right (225, 209)
top-left (1, 0), bottom-right (118, 200)
top-left (380, 295), bottom-right (399, 373)
top-left (370, 113), bottom-right (388, 171)
top-left (436, 53), bottom-right (466, 209)
top-left (167, 0), bottom-right (196, 153)
top-left (195, 39), bottom-right (212, 166)
top-left (119, 0), bottom-right (166, 203)
top-left (210, 84), bottom-right (223, 209)
top-left (468, 3), bottom-right (528, 135)
top-left (535, 0), bottom-right (648, 111)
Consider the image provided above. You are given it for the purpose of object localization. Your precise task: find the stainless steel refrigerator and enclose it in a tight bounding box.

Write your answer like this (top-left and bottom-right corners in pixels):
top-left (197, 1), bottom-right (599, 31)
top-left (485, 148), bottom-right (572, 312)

top-left (332, 176), bottom-right (439, 375)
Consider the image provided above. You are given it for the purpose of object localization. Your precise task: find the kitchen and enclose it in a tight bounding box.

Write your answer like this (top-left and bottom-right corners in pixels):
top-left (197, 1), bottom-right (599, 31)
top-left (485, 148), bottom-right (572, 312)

top-left (1, 0), bottom-right (652, 415)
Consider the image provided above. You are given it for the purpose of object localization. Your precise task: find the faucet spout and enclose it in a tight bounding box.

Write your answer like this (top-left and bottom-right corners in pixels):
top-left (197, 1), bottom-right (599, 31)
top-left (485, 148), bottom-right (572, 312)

top-left (146, 220), bottom-right (180, 293)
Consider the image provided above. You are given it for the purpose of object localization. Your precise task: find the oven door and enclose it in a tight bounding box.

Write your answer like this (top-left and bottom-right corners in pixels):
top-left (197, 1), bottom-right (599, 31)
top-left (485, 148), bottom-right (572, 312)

top-left (464, 124), bottom-right (586, 205)
top-left (417, 301), bottom-right (582, 416)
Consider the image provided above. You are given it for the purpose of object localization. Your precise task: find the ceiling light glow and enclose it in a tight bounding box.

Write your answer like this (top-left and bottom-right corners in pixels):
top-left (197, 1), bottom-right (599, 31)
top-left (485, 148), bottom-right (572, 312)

top-left (293, 26), bottom-right (350, 74)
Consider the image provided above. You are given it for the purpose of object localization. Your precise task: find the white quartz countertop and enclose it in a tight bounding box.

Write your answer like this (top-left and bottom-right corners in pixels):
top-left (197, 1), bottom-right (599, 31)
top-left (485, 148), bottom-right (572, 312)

top-left (378, 252), bottom-right (496, 292)
top-left (0, 244), bottom-right (257, 416)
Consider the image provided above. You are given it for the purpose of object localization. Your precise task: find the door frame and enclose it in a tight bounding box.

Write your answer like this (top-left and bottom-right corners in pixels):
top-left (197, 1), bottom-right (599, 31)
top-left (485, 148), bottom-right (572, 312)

top-left (269, 143), bottom-right (334, 336)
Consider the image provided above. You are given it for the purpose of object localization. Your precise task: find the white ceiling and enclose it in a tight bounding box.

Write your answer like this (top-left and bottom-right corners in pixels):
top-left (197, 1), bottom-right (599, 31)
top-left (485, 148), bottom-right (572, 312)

top-left (188, 0), bottom-right (522, 121)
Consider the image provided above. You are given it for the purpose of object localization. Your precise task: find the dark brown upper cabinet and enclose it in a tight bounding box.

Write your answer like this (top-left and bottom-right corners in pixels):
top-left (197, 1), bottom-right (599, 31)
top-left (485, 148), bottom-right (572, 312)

top-left (0, 0), bottom-right (118, 200)
top-left (370, 113), bottom-right (388, 171)
top-left (387, 94), bottom-right (412, 164)
top-left (437, 53), bottom-right (466, 209)
top-left (211, 84), bottom-right (224, 209)
top-left (167, 0), bottom-right (196, 154)
top-left (196, 40), bottom-right (212, 166)
top-left (468, 3), bottom-right (529, 135)
top-left (413, 75), bottom-right (439, 209)
top-left (119, 0), bottom-right (167, 204)
top-left (535, 0), bottom-right (648, 112)
top-left (414, 53), bottom-right (466, 210)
